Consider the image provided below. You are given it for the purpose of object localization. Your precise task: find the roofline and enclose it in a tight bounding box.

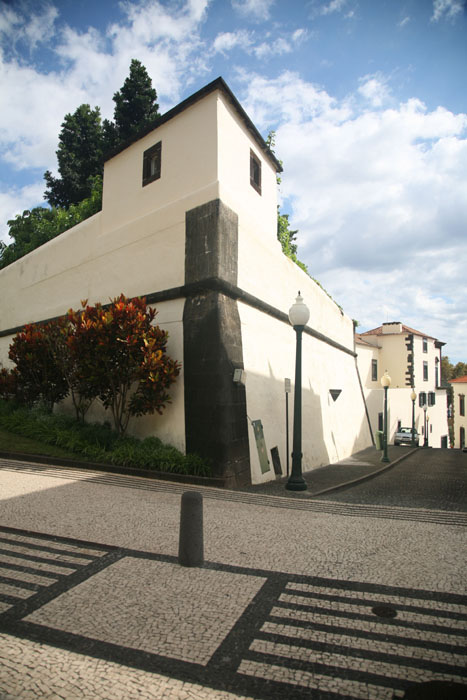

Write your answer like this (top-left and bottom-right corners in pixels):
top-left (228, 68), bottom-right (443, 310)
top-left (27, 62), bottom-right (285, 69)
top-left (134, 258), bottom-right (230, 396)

top-left (449, 376), bottom-right (467, 383)
top-left (104, 76), bottom-right (283, 172)
top-left (360, 324), bottom-right (443, 344)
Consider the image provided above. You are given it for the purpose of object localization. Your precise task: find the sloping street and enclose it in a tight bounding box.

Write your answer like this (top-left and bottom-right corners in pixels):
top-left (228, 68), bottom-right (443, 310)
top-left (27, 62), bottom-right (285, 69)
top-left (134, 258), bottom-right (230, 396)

top-left (0, 449), bottom-right (466, 699)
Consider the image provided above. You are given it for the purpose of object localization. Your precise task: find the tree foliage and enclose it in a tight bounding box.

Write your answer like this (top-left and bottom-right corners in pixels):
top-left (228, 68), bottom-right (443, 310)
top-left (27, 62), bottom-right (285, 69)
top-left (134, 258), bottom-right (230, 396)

top-left (441, 356), bottom-right (467, 383)
top-left (4, 295), bottom-right (180, 434)
top-left (277, 210), bottom-right (308, 274)
top-left (0, 177), bottom-right (102, 270)
top-left (103, 59), bottom-right (160, 151)
top-left (44, 105), bottom-right (104, 208)
top-left (266, 131), bottom-right (308, 274)
top-left (66, 295), bottom-right (180, 434)
top-left (1, 60), bottom-right (160, 270)
top-left (8, 323), bottom-right (69, 411)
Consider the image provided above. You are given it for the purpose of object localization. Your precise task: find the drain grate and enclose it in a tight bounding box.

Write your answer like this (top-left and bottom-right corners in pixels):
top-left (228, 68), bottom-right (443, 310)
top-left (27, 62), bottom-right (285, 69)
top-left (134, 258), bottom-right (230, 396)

top-left (371, 604), bottom-right (397, 618)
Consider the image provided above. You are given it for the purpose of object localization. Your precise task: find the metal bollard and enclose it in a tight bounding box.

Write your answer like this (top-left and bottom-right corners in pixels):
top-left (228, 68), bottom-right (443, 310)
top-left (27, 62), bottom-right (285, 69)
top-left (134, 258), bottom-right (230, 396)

top-left (178, 491), bottom-right (204, 567)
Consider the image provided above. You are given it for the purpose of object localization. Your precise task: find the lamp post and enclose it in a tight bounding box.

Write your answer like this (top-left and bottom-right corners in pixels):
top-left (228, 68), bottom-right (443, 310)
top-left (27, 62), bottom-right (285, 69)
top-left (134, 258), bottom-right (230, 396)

top-left (411, 390), bottom-right (417, 447)
top-left (423, 406), bottom-right (428, 448)
top-left (380, 371), bottom-right (391, 463)
top-left (286, 292), bottom-right (309, 491)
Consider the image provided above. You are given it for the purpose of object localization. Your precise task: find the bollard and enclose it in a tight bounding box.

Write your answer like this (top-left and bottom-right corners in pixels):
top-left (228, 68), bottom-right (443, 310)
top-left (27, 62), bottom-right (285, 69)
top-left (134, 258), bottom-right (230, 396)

top-left (178, 491), bottom-right (204, 567)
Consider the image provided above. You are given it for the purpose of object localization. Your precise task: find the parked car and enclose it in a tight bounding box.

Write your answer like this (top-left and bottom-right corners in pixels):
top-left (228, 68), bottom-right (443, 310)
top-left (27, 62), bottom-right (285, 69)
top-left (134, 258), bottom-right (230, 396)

top-left (394, 427), bottom-right (419, 446)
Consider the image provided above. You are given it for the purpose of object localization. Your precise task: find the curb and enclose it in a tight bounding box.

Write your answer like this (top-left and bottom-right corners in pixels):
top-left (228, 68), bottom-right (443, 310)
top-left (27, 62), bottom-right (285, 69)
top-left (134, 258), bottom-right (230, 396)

top-left (0, 450), bottom-right (226, 489)
top-left (307, 448), bottom-right (419, 497)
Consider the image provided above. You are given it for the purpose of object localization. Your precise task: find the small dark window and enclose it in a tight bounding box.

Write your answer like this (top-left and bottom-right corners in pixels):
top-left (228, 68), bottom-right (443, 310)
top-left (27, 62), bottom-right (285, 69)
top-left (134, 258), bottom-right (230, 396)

top-left (419, 392), bottom-right (426, 407)
top-left (423, 337), bottom-right (428, 353)
top-left (460, 395), bottom-right (465, 417)
top-left (371, 359), bottom-right (378, 382)
top-left (428, 392), bottom-right (436, 407)
top-left (250, 150), bottom-right (261, 194)
top-left (423, 361), bottom-right (428, 381)
top-left (143, 141), bottom-right (161, 187)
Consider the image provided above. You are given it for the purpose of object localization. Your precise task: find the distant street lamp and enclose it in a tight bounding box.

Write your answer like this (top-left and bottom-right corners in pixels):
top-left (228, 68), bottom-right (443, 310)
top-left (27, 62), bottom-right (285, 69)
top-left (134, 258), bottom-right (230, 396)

top-left (380, 371), bottom-right (391, 463)
top-left (411, 390), bottom-right (417, 447)
top-left (423, 406), bottom-right (428, 448)
top-left (286, 292), bottom-right (309, 491)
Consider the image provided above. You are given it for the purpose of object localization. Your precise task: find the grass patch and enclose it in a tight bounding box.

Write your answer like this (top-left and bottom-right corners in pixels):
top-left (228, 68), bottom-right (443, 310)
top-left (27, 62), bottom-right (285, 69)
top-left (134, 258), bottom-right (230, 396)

top-left (0, 400), bottom-right (212, 477)
top-left (0, 427), bottom-right (79, 460)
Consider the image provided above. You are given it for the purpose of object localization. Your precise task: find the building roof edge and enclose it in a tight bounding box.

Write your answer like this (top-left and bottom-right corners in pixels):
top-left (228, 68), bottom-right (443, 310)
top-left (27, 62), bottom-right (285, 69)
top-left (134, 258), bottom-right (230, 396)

top-left (104, 76), bottom-right (283, 172)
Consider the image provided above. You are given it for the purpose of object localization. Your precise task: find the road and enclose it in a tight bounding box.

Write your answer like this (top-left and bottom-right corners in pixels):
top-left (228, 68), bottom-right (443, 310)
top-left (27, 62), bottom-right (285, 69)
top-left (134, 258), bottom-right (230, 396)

top-left (320, 448), bottom-right (467, 512)
top-left (0, 451), bottom-right (466, 699)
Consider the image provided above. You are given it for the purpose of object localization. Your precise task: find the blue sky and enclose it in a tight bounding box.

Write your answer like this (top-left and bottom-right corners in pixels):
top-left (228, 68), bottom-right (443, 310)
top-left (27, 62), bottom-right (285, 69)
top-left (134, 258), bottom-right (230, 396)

top-left (1, 0), bottom-right (466, 362)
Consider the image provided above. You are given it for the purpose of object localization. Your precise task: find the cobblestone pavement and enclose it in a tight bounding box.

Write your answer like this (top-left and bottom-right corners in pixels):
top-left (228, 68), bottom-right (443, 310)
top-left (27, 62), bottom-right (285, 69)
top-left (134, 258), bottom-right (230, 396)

top-left (0, 452), bottom-right (466, 699)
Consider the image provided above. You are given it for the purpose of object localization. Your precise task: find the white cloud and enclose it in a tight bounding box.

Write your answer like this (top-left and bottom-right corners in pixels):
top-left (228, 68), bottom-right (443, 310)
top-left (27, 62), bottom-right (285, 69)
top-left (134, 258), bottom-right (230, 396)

top-left (213, 30), bottom-right (253, 53)
top-left (213, 27), bottom-right (307, 60)
top-left (0, 0), bottom-right (212, 238)
top-left (431, 0), bottom-right (465, 22)
top-left (0, 3), bottom-right (59, 52)
top-left (316, 0), bottom-right (349, 16)
top-left (231, 0), bottom-right (275, 21)
top-left (358, 74), bottom-right (392, 107)
top-left (239, 70), bottom-right (467, 360)
top-left (398, 16), bottom-right (411, 28)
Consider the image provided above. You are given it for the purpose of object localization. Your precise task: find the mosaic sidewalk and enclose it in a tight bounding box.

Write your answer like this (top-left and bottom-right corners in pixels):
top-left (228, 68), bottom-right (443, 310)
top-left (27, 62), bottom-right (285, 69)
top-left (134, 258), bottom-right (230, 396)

top-left (1, 525), bottom-right (466, 700)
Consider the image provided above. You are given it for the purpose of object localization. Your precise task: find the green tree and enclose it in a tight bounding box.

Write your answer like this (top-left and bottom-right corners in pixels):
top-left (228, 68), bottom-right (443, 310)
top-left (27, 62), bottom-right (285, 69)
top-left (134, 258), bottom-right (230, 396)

top-left (266, 131), bottom-right (308, 274)
top-left (0, 177), bottom-right (102, 269)
top-left (44, 104), bottom-right (104, 208)
top-left (103, 59), bottom-right (160, 151)
top-left (277, 210), bottom-right (308, 274)
top-left (441, 356), bottom-right (467, 382)
top-left (453, 361), bottom-right (467, 378)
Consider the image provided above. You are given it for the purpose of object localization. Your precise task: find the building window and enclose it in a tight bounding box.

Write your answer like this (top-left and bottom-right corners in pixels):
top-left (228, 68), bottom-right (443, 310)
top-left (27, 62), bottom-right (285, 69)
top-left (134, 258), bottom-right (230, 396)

top-left (461, 427), bottom-right (465, 448)
top-left (371, 359), bottom-right (378, 381)
top-left (423, 361), bottom-right (428, 381)
top-left (250, 150), bottom-right (261, 194)
top-left (460, 395), bottom-right (465, 417)
top-left (419, 392), bottom-right (426, 407)
top-left (142, 141), bottom-right (161, 187)
top-left (423, 337), bottom-right (428, 353)
top-left (428, 392), bottom-right (436, 407)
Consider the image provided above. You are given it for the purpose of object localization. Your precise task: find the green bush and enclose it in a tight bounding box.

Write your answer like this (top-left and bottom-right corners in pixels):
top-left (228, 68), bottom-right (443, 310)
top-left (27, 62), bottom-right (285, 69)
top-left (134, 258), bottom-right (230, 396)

top-left (0, 400), bottom-right (211, 477)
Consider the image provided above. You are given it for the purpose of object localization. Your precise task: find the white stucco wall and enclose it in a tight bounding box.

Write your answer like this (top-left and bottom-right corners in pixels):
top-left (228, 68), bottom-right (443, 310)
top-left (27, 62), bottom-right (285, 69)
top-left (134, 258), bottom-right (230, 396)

top-left (450, 381), bottom-right (467, 448)
top-left (240, 300), bottom-right (371, 485)
top-left (0, 82), bottom-right (375, 477)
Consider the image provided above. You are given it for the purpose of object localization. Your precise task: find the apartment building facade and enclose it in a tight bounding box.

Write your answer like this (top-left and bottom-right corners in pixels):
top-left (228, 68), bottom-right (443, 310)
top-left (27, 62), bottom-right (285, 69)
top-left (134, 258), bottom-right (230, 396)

top-left (356, 322), bottom-right (449, 448)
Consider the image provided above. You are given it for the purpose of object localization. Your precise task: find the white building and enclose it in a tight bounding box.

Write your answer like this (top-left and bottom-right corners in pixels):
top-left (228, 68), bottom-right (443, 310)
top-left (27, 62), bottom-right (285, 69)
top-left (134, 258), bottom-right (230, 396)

top-left (356, 323), bottom-right (449, 448)
top-left (449, 376), bottom-right (467, 449)
top-left (0, 77), bottom-right (373, 485)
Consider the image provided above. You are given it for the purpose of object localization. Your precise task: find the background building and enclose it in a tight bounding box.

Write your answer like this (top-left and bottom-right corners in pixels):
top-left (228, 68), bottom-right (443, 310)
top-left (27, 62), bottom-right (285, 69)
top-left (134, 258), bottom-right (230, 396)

top-left (356, 323), bottom-right (449, 448)
top-left (449, 377), bottom-right (467, 449)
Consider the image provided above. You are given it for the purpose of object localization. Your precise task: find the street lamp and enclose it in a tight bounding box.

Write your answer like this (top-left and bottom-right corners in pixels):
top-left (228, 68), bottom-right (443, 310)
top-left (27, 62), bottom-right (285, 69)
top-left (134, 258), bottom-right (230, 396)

top-left (380, 370), bottom-right (391, 463)
top-left (423, 406), bottom-right (428, 448)
top-left (286, 292), bottom-right (309, 491)
top-left (411, 390), bottom-right (417, 447)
